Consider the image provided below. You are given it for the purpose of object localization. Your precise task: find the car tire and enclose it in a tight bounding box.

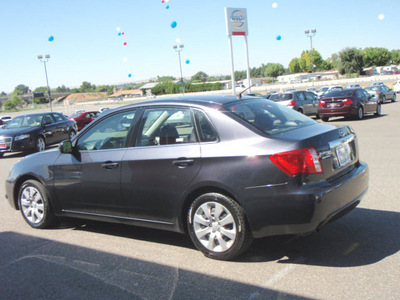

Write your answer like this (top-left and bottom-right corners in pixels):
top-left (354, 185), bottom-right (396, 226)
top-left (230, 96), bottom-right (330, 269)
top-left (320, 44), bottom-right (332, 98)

top-left (321, 116), bottom-right (329, 122)
top-left (356, 107), bottom-right (363, 120)
top-left (0, 153), bottom-right (4, 158)
top-left (393, 94), bottom-right (396, 102)
top-left (18, 180), bottom-right (55, 229)
top-left (375, 104), bottom-right (382, 116)
top-left (382, 96), bottom-right (386, 104)
top-left (297, 108), bottom-right (304, 114)
top-left (69, 130), bottom-right (76, 140)
top-left (36, 136), bottom-right (46, 152)
top-left (187, 193), bottom-right (252, 261)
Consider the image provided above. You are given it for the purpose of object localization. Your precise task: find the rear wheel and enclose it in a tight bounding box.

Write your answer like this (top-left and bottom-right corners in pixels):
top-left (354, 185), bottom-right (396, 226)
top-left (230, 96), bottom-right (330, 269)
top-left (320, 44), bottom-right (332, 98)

top-left (382, 96), bottom-right (386, 104)
top-left (69, 130), bottom-right (76, 140)
top-left (321, 116), bottom-right (329, 122)
top-left (375, 104), bottom-right (382, 116)
top-left (393, 94), bottom-right (396, 102)
top-left (187, 193), bottom-right (252, 260)
top-left (18, 180), bottom-right (55, 229)
top-left (356, 107), bottom-right (364, 120)
top-left (297, 108), bottom-right (304, 114)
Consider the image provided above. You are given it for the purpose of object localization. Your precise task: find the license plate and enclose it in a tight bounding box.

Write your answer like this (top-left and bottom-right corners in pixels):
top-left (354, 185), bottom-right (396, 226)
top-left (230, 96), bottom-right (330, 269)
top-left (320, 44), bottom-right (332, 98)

top-left (0, 143), bottom-right (6, 149)
top-left (336, 143), bottom-right (352, 167)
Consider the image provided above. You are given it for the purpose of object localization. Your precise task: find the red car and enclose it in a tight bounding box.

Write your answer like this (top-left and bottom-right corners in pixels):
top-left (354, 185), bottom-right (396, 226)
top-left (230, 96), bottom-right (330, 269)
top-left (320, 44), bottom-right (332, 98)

top-left (68, 111), bottom-right (99, 131)
top-left (318, 88), bottom-right (381, 122)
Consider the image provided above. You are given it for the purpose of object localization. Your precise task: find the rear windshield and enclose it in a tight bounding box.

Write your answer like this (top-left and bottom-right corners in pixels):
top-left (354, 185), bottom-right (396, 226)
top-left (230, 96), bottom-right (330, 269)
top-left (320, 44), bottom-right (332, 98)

top-left (222, 99), bottom-right (315, 135)
top-left (269, 93), bottom-right (293, 102)
top-left (365, 86), bottom-right (380, 91)
top-left (324, 89), bottom-right (354, 97)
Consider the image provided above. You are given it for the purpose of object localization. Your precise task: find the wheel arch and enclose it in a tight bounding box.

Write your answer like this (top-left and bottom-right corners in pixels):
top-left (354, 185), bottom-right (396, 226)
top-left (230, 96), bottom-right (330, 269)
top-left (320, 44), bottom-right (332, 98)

top-left (13, 174), bottom-right (47, 210)
top-left (180, 185), bottom-right (240, 234)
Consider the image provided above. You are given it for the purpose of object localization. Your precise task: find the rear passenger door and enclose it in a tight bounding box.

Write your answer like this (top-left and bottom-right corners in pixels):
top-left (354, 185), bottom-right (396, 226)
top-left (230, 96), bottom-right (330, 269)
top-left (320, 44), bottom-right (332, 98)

top-left (121, 106), bottom-right (201, 224)
top-left (304, 92), bottom-right (318, 115)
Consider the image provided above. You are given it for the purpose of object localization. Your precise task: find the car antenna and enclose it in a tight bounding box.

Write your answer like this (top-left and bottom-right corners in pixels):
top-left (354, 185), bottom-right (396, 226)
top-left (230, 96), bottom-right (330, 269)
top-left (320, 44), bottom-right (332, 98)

top-left (237, 84), bottom-right (256, 100)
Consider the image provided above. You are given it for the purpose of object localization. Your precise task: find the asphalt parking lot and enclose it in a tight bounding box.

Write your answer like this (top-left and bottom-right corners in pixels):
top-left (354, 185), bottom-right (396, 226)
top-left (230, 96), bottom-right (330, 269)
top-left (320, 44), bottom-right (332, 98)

top-left (1, 101), bottom-right (399, 299)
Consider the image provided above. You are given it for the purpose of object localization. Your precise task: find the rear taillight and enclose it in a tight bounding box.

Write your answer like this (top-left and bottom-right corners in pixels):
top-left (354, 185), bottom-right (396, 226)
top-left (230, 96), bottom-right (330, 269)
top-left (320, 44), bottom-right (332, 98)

top-left (288, 100), bottom-right (297, 107)
top-left (318, 100), bottom-right (325, 107)
top-left (342, 98), bottom-right (353, 105)
top-left (376, 91), bottom-right (380, 94)
top-left (270, 147), bottom-right (323, 177)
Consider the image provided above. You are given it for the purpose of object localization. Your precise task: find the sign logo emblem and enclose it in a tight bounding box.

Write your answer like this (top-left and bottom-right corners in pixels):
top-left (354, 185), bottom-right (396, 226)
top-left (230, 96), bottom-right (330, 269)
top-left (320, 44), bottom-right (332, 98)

top-left (231, 10), bottom-right (246, 29)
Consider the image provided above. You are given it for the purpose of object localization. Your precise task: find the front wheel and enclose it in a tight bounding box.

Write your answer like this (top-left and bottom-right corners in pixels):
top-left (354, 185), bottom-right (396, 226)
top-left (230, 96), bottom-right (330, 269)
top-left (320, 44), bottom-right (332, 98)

top-left (382, 96), bottom-right (386, 104)
top-left (18, 180), bottom-right (55, 229)
top-left (187, 193), bottom-right (252, 260)
top-left (393, 94), bottom-right (396, 102)
top-left (36, 136), bottom-right (46, 152)
top-left (375, 104), bottom-right (382, 116)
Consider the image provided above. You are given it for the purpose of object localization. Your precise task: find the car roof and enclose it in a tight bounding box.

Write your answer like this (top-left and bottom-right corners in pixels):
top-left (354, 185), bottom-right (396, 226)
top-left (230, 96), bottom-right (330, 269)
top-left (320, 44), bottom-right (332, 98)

top-left (115, 95), bottom-right (244, 111)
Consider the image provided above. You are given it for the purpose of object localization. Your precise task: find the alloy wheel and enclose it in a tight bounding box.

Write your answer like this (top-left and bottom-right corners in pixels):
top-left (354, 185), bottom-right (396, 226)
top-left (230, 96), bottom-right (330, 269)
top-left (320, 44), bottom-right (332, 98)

top-left (193, 201), bottom-right (237, 252)
top-left (20, 186), bottom-right (44, 224)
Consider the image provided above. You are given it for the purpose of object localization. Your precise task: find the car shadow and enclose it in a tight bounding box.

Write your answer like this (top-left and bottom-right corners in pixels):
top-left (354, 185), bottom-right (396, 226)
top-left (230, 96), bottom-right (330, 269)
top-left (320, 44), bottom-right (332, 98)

top-left (0, 231), bottom-right (311, 299)
top-left (240, 207), bottom-right (400, 267)
top-left (69, 207), bottom-right (399, 267)
top-left (320, 114), bottom-right (388, 123)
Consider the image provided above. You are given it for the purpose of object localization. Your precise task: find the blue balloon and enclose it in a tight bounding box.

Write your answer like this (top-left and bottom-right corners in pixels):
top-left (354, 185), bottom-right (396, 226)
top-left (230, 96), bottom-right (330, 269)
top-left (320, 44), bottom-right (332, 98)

top-left (185, 59), bottom-right (190, 64)
top-left (171, 21), bottom-right (177, 29)
top-left (48, 35), bottom-right (54, 42)
top-left (128, 73), bottom-right (132, 77)
top-left (166, 5), bottom-right (169, 9)
top-left (276, 35), bottom-right (281, 41)
top-left (118, 32), bottom-right (121, 36)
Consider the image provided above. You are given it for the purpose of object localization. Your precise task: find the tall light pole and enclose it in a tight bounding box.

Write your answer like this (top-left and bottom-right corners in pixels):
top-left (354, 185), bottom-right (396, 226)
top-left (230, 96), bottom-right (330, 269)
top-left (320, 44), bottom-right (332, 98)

top-left (37, 54), bottom-right (52, 112)
top-left (304, 29), bottom-right (317, 74)
top-left (173, 44), bottom-right (184, 95)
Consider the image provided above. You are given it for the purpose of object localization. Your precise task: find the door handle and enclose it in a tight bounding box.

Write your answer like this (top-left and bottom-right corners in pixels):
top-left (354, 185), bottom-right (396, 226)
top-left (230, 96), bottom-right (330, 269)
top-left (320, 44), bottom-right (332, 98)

top-left (101, 161), bottom-right (119, 169)
top-left (172, 159), bottom-right (194, 168)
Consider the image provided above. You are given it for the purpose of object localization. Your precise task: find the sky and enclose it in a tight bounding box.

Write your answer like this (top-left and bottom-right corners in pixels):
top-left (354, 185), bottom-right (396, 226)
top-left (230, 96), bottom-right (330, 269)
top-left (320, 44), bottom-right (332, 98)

top-left (0, 0), bottom-right (399, 93)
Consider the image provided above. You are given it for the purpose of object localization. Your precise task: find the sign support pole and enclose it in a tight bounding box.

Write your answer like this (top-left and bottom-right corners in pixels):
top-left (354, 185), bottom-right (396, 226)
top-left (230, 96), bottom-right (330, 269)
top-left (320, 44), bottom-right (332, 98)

top-left (228, 35), bottom-right (236, 95)
top-left (244, 35), bottom-right (251, 92)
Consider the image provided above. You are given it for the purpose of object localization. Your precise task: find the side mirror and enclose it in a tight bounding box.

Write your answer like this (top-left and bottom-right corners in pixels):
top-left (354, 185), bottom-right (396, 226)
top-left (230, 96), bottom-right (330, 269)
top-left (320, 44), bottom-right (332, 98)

top-left (59, 140), bottom-right (73, 154)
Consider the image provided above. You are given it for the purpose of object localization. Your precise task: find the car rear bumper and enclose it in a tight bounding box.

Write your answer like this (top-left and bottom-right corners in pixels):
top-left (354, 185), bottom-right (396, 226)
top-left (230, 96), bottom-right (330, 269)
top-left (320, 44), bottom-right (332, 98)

top-left (245, 162), bottom-right (369, 238)
top-left (318, 106), bottom-right (357, 117)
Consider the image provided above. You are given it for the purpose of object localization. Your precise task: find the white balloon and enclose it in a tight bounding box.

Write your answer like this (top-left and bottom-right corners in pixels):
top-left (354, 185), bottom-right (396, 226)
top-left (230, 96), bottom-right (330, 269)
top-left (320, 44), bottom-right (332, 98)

top-left (116, 26), bottom-right (121, 31)
top-left (123, 57), bottom-right (128, 62)
top-left (272, 2), bottom-right (278, 8)
top-left (176, 38), bottom-right (181, 43)
top-left (378, 14), bottom-right (385, 20)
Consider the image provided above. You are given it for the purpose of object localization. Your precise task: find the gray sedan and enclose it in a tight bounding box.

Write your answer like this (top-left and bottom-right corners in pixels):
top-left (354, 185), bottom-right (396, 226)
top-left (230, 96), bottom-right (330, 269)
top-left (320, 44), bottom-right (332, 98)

top-left (365, 85), bottom-right (396, 103)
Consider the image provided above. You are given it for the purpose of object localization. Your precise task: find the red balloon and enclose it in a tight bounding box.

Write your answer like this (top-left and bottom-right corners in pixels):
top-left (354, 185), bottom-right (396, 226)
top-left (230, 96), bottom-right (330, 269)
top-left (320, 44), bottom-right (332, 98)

top-left (123, 42), bottom-right (127, 46)
top-left (162, 0), bottom-right (165, 3)
top-left (122, 32), bottom-right (125, 35)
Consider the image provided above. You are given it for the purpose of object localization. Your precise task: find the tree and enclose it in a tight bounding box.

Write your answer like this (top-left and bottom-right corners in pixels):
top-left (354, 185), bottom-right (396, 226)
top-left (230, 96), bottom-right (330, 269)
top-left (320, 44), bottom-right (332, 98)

top-left (264, 63), bottom-right (285, 78)
top-left (338, 47), bottom-right (365, 75)
top-left (96, 85), bottom-right (109, 92)
top-left (327, 53), bottom-right (341, 70)
top-left (157, 76), bottom-right (175, 82)
top-left (80, 81), bottom-right (96, 92)
top-left (34, 86), bottom-right (48, 93)
top-left (319, 60), bottom-right (333, 71)
top-left (288, 58), bottom-right (301, 74)
top-left (14, 84), bottom-right (30, 95)
top-left (234, 70), bottom-right (246, 81)
top-left (191, 71), bottom-right (209, 82)
top-left (3, 93), bottom-right (23, 110)
top-left (55, 85), bottom-right (71, 93)
top-left (299, 50), bottom-right (323, 72)
top-left (391, 49), bottom-right (400, 64)
top-left (363, 47), bottom-right (391, 67)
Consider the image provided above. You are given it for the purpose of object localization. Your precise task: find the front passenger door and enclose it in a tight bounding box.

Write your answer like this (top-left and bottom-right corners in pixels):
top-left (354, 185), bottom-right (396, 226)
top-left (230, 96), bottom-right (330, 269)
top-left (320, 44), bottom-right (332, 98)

top-left (53, 109), bottom-right (138, 216)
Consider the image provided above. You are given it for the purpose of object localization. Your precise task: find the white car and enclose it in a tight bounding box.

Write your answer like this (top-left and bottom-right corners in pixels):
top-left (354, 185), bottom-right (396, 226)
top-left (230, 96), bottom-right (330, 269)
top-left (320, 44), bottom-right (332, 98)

top-left (317, 85), bottom-right (343, 97)
top-left (393, 80), bottom-right (400, 93)
top-left (346, 83), bottom-right (362, 88)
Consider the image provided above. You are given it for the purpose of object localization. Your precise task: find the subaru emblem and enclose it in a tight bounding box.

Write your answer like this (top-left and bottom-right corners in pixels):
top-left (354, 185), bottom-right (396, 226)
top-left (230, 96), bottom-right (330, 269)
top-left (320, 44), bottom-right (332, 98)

top-left (339, 130), bottom-right (345, 138)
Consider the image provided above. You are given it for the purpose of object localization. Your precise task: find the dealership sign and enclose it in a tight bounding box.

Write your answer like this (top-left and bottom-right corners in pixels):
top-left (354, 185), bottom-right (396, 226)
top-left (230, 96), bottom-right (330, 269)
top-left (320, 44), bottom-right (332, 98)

top-left (225, 7), bottom-right (248, 36)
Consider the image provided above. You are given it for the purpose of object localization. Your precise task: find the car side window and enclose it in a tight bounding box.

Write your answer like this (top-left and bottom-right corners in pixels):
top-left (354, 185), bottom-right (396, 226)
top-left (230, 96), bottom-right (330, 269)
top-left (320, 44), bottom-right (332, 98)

top-left (305, 92), bottom-right (315, 101)
top-left (76, 110), bottom-right (136, 151)
top-left (43, 114), bottom-right (55, 125)
top-left (356, 90), bottom-right (365, 99)
top-left (297, 92), bottom-right (305, 101)
top-left (52, 113), bottom-right (64, 122)
top-left (194, 110), bottom-right (218, 142)
top-left (136, 107), bottom-right (196, 146)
